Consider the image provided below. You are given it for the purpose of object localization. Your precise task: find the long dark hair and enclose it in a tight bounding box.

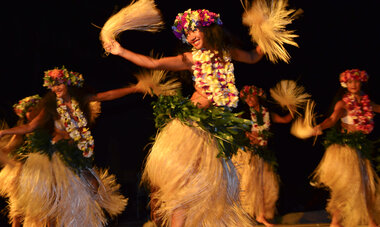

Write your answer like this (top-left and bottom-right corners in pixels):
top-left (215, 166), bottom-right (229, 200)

top-left (201, 24), bottom-right (247, 58)
top-left (200, 24), bottom-right (231, 54)
top-left (38, 86), bottom-right (95, 132)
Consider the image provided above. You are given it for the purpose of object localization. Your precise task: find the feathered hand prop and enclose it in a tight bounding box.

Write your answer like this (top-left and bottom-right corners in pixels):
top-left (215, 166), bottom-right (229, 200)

top-left (290, 100), bottom-right (316, 139)
top-left (241, 0), bottom-right (301, 63)
top-left (134, 69), bottom-right (181, 97)
top-left (100, 0), bottom-right (164, 47)
top-left (269, 80), bottom-right (310, 117)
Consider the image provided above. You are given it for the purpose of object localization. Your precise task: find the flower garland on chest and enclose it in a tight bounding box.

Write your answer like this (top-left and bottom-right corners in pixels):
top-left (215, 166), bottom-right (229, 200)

top-left (249, 106), bottom-right (271, 146)
top-left (191, 48), bottom-right (239, 108)
top-left (342, 92), bottom-right (374, 134)
top-left (56, 97), bottom-right (94, 158)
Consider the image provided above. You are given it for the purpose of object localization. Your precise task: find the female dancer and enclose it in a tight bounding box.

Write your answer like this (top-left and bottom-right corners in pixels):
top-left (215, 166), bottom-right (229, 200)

top-left (0, 66), bottom-right (142, 226)
top-left (233, 84), bottom-right (296, 227)
top-left (0, 95), bottom-right (42, 227)
top-left (312, 69), bottom-right (380, 227)
top-left (0, 94), bottom-right (42, 155)
top-left (104, 8), bottom-right (263, 227)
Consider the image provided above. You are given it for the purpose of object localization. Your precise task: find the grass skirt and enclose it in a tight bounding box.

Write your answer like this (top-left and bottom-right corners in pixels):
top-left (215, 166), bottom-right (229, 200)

top-left (232, 149), bottom-right (279, 220)
top-left (312, 144), bottom-right (380, 227)
top-left (142, 119), bottom-right (253, 226)
top-left (0, 152), bottom-right (127, 226)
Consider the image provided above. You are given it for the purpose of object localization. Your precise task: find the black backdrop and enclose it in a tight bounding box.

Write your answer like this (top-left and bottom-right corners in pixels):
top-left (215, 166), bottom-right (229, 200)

top-left (1, 0), bottom-right (379, 225)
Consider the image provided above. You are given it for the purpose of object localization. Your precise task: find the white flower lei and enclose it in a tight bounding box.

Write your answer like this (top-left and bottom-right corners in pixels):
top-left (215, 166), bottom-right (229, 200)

top-left (56, 98), bottom-right (94, 158)
top-left (250, 106), bottom-right (270, 146)
top-left (191, 48), bottom-right (239, 107)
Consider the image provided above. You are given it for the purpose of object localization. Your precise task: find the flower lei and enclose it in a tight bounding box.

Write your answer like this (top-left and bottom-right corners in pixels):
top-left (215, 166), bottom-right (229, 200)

top-left (192, 48), bottom-right (238, 108)
top-left (13, 94), bottom-right (41, 118)
top-left (239, 85), bottom-right (266, 102)
top-left (172, 9), bottom-right (223, 43)
top-left (247, 106), bottom-right (271, 146)
top-left (342, 92), bottom-right (374, 134)
top-left (43, 66), bottom-right (84, 89)
top-left (56, 97), bottom-right (94, 158)
top-left (339, 69), bottom-right (368, 88)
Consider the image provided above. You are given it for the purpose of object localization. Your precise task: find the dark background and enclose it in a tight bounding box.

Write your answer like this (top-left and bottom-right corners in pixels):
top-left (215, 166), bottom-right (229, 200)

top-left (1, 0), bottom-right (379, 226)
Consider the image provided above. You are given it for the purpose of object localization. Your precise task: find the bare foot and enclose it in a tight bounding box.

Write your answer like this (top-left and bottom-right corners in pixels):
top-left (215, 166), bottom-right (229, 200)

top-left (330, 211), bottom-right (342, 227)
top-left (256, 215), bottom-right (274, 227)
top-left (11, 217), bottom-right (21, 227)
top-left (171, 208), bottom-right (186, 227)
top-left (369, 219), bottom-right (380, 227)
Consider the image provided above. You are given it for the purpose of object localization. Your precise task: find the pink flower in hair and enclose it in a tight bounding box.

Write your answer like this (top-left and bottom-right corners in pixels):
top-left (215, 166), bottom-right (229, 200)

top-left (339, 69), bottom-right (368, 88)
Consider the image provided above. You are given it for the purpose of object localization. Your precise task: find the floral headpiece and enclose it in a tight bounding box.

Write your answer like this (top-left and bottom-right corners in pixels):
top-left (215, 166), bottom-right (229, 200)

top-left (339, 69), bottom-right (368, 88)
top-left (172, 9), bottom-right (223, 43)
top-left (13, 94), bottom-right (42, 118)
top-left (43, 66), bottom-right (84, 89)
top-left (240, 85), bottom-right (266, 102)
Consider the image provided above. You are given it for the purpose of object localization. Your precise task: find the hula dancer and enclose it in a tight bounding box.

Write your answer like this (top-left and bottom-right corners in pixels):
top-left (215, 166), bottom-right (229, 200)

top-left (0, 66), bottom-right (146, 226)
top-left (311, 69), bottom-right (380, 227)
top-left (233, 82), bottom-right (306, 226)
top-left (101, 0), bottom-right (299, 224)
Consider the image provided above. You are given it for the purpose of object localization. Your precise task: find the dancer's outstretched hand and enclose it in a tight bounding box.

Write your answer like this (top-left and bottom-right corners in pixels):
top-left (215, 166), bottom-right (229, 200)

top-left (104, 40), bottom-right (123, 56)
top-left (312, 125), bottom-right (323, 136)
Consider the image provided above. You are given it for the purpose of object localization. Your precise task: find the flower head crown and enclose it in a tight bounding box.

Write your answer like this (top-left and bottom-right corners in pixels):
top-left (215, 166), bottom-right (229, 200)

top-left (13, 94), bottom-right (42, 118)
top-left (240, 85), bottom-right (266, 102)
top-left (172, 9), bottom-right (223, 43)
top-left (339, 69), bottom-right (368, 88)
top-left (43, 66), bottom-right (84, 89)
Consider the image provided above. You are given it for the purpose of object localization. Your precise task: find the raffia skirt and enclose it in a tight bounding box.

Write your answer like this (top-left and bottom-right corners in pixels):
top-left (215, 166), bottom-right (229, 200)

top-left (0, 152), bottom-right (127, 227)
top-left (142, 119), bottom-right (253, 227)
top-left (232, 149), bottom-right (279, 220)
top-left (312, 143), bottom-right (380, 227)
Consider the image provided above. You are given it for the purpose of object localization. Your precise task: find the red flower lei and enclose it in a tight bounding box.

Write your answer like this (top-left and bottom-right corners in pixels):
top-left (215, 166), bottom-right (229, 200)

top-left (342, 93), bottom-right (374, 134)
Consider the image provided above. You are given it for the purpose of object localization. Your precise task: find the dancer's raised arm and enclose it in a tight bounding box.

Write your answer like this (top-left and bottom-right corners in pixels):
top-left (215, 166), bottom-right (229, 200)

top-left (230, 45), bottom-right (263, 64)
top-left (0, 109), bottom-right (46, 138)
top-left (313, 100), bottom-right (346, 134)
top-left (89, 84), bottom-right (141, 102)
top-left (104, 40), bottom-right (192, 71)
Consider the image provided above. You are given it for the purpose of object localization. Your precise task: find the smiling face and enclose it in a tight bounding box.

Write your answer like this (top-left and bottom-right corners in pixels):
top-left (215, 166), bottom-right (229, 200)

top-left (51, 83), bottom-right (69, 99)
top-left (25, 106), bottom-right (37, 122)
top-left (346, 79), bottom-right (362, 95)
top-left (245, 94), bottom-right (259, 108)
top-left (186, 28), bottom-right (206, 49)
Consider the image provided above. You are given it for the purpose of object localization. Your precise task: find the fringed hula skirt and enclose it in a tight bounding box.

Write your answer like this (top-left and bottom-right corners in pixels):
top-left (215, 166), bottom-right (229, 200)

top-left (142, 95), bottom-right (254, 227)
top-left (0, 131), bottom-right (127, 227)
top-left (232, 149), bottom-right (279, 220)
top-left (312, 129), bottom-right (380, 227)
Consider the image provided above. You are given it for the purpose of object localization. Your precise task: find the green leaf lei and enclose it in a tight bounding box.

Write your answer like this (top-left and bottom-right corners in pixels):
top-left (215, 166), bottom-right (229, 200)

top-left (152, 95), bottom-right (252, 159)
top-left (14, 129), bottom-right (93, 173)
top-left (323, 127), bottom-right (374, 159)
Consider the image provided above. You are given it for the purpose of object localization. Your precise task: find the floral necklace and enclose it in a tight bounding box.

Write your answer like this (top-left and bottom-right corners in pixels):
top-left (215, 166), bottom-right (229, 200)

top-left (56, 97), bottom-right (94, 158)
top-left (249, 106), bottom-right (271, 146)
top-left (191, 48), bottom-right (239, 108)
top-left (342, 92), bottom-right (374, 134)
